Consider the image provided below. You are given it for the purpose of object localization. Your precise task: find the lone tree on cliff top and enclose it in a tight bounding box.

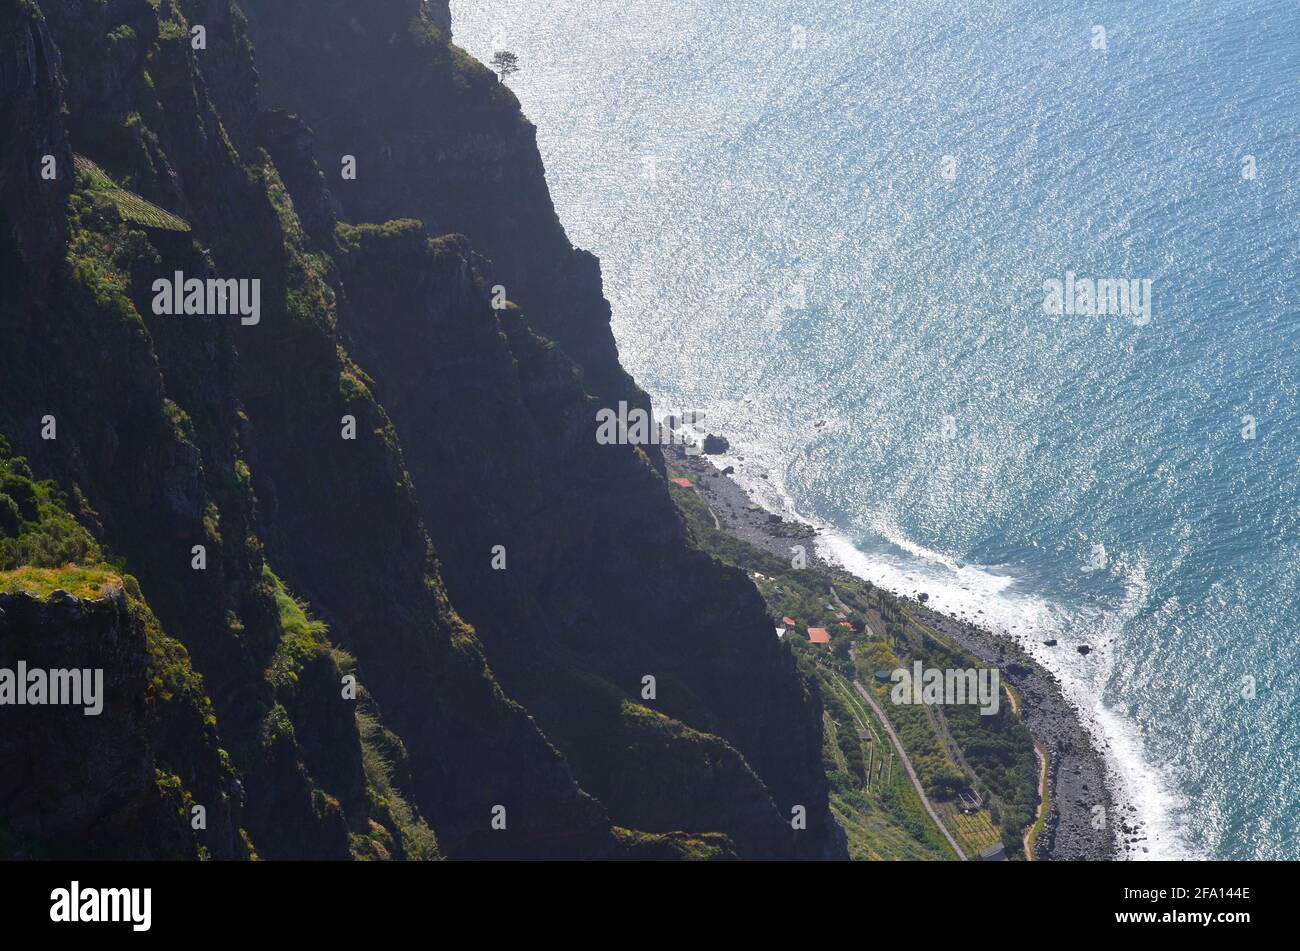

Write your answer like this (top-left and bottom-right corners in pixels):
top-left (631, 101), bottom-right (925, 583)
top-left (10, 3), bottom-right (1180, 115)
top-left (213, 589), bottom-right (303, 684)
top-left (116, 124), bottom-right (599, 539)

top-left (491, 50), bottom-right (520, 82)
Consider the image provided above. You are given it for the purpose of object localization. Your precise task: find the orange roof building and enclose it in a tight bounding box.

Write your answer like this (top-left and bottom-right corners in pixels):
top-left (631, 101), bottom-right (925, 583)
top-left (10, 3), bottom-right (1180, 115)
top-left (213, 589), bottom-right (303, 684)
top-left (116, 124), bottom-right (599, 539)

top-left (782, 616), bottom-right (797, 627)
top-left (670, 477), bottom-right (692, 488)
top-left (806, 627), bottom-right (830, 645)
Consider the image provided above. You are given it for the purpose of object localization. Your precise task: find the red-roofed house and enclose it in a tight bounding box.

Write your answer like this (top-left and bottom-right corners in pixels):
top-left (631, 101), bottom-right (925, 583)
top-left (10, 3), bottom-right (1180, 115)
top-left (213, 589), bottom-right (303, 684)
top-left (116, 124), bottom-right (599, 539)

top-left (806, 627), bottom-right (830, 645)
top-left (782, 616), bottom-right (797, 627)
top-left (670, 477), bottom-right (692, 488)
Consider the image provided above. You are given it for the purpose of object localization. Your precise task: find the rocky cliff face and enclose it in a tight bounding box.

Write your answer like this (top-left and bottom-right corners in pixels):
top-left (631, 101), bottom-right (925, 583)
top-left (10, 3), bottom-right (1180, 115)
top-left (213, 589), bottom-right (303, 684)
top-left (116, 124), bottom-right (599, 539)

top-left (237, 0), bottom-right (638, 406)
top-left (2, 0), bottom-right (601, 860)
top-left (329, 220), bottom-right (835, 856)
top-left (0, 0), bottom-right (841, 859)
top-left (0, 1), bottom-right (69, 268)
top-left (0, 582), bottom-right (243, 859)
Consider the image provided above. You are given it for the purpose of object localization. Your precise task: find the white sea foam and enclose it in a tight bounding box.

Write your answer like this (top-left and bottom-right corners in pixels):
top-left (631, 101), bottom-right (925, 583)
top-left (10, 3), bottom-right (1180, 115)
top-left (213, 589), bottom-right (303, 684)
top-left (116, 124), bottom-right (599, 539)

top-left (450, 0), bottom-right (1298, 859)
top-left (701, 445), bottom-right (1196, 860)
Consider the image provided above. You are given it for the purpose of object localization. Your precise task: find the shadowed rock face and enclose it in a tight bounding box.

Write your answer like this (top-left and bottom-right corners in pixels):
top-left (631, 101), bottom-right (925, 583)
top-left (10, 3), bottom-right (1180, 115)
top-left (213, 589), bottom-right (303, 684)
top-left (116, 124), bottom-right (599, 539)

top-left (242, 0), bottom-right (840, 850)
top-left (0, 0), bottom-right (843, 859)
top-left (0, 7), bottom-right (70, 269)
top-left (2, 0), bottom-right (615, 860)
top-left (328, 221), bottom-right (837, 857)
top-left (238, 0), bottom-right (639, 407)
top-left (0, 585), bottom-right (244, 859)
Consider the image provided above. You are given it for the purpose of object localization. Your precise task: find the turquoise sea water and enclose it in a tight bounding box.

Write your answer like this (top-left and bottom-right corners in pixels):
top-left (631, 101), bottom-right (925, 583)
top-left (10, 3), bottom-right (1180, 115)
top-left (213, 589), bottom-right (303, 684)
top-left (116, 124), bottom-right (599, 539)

top-left (450, 1), bottom-right (1300, 859)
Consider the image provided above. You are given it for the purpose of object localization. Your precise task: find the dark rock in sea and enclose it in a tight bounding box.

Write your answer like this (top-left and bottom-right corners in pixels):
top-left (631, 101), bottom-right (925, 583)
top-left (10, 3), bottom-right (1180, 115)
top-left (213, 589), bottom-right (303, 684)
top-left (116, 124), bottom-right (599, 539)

top-left (918, 592), bottom-right (929, 602)
top-left (1043, 638), bottom-right (1058, 646)
top-left (767, 513), bottom-right (783, 524)
top-left (722, 465), bottom-right (735, 475)
top-left (1077, 644), bottom-right (1093, 655)
top-left (703, 433), bottom-right (730, 454)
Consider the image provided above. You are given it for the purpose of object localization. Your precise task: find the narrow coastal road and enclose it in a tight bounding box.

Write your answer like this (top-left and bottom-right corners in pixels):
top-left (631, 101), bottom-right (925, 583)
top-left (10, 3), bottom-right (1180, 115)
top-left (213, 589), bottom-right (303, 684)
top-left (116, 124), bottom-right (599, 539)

top-left (692, 481), bottom-right (722, 529)
top-left (1024, 742), bottom-right (1048, 860)
top-left (702, 496), bottom-right (721, 529)
top-left (851, 679), bottom-right (968, 861)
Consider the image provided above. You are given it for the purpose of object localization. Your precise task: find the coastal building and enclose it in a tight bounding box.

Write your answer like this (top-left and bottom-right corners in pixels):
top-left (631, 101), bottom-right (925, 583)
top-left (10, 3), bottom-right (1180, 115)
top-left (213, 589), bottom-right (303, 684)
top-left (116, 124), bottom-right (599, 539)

top-left (782, 616), bottom-right (797, 627)
top-left (807, 627), bottom-right (830, 645)
top-left (670, 477), bottom-right (692, 488)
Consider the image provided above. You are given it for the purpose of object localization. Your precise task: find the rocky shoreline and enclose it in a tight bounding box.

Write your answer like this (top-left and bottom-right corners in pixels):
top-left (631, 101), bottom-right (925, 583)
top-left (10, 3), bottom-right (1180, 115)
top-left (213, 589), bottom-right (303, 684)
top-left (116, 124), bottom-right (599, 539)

top-left (668, 444), bottom-right (1122, 860)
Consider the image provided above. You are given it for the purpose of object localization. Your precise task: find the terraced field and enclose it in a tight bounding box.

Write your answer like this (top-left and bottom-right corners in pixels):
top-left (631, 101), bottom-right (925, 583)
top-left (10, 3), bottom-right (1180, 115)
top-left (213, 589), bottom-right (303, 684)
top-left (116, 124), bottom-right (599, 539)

top-left (74, 154), bottom-right (191, 232)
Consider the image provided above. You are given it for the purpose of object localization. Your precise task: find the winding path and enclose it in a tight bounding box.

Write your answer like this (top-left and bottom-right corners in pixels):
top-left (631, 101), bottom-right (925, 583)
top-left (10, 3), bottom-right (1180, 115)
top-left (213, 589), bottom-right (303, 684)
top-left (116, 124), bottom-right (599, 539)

top-left (851, 678), bottom-right (968, 861)
top-left (1024, 741), bottom-right (1048, 860)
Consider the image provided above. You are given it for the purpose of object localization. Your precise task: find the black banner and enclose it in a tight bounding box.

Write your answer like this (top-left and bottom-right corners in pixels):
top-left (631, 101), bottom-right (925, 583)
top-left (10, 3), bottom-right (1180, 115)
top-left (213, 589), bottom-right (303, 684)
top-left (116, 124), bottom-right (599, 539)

top-left (0, 860), bottom-right (1276, 937)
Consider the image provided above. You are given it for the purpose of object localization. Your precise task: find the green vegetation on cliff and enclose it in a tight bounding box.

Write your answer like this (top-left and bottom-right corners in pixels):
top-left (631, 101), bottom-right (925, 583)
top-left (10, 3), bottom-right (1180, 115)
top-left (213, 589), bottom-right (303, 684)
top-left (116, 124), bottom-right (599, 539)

top-left (2, 0), bottom-right (848, 860)
top-left (2, 0), bottom-right (445, 860)
top-left (0, 440), bottom-right (244, 859)
top-left (73, 154), bottom-right (191, 232)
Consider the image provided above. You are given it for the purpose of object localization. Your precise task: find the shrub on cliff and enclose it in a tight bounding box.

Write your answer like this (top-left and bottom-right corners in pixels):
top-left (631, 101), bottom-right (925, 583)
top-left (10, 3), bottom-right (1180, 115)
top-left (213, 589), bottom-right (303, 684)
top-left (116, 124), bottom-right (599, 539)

top-left (0, 452), bottom-right (102, 570)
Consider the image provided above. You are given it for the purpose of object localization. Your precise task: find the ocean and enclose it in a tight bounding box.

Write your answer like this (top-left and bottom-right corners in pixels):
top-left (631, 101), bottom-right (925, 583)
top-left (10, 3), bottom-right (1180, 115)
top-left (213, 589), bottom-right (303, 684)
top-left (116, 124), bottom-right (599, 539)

top-left (449, 0), bottom-right (1300, 859)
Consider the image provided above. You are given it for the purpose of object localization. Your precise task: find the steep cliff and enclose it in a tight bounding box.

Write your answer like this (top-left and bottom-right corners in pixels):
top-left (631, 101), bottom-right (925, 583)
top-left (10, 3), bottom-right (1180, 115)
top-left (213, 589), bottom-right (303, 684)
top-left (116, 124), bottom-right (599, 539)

top-left (1, 437), bottom-right (245, 859)
top-left (1, 0), bottom-right (608, 859)
top-left (241, 1), bottom-right (841, 857)
top-left (238, 0), bottom-right (638, 406)
top-left (326, 220), bottom-right (834, 856)
top-left (1, 0), bottom-right (842, 859)
top-left (0, 580), bottom-right (239, 859)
